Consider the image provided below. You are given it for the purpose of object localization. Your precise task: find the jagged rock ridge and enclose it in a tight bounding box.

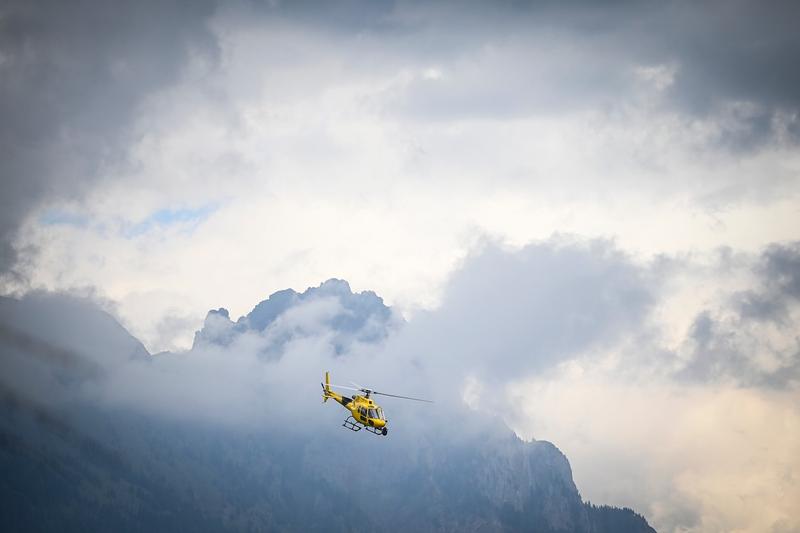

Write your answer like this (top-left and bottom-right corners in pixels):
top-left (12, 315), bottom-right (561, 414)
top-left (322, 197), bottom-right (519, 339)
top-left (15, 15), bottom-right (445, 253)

top-left (192, 279), bottom-right (396, 355)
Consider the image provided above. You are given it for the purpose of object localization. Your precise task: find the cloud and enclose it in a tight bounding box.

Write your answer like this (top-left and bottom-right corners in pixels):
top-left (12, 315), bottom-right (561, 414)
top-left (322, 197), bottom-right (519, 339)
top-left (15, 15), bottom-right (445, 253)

top-left (0, 0), bottom-right (218, 273)
top-left (294, 0), bottom-right (800, 147)
top-left (737, 241), bottom-right (800, 322)
top-left (675, 242), bottom-right (800, 388)
top-left (394, 238), bottom-right (653, 383)
top-left (4, 237), bottom-right (653, 423)
top-left (4, 0), bottom-right (800, 349)
top-left (9, 235), bottom-right (796, 420)
top-left (4, 0), bottom-right (800, 278)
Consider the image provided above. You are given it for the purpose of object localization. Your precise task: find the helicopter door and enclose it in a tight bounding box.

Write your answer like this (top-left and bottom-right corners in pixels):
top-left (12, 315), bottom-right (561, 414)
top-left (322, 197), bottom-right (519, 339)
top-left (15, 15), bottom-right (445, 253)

top-left (358, 407), bottom-right (367, 423)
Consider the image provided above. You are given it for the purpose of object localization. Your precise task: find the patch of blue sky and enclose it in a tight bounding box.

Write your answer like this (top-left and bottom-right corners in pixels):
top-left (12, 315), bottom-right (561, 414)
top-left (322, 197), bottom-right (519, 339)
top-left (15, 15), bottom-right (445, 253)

top-left (39, 210), bottom-right (91, 228)
top-left (122, 204), bottom-right (217, 238)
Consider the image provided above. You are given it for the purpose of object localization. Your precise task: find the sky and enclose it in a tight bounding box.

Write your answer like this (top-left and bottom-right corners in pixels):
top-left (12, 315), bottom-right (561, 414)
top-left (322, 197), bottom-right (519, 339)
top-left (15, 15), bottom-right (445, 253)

top-left (1, 1), bottom-right (799, 531)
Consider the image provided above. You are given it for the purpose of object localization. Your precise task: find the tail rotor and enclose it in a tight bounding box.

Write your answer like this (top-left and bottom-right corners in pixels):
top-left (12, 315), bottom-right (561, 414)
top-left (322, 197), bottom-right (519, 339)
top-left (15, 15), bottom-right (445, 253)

top-left (321, 371), bottom-right (332, 402)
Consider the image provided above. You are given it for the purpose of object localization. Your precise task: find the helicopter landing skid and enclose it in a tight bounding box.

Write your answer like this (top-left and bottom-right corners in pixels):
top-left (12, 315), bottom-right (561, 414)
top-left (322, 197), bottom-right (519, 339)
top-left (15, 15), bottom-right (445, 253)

top-left (342, 416), bottom-right (362, 432)
top-left (364, 425), bottom-right (387, 436)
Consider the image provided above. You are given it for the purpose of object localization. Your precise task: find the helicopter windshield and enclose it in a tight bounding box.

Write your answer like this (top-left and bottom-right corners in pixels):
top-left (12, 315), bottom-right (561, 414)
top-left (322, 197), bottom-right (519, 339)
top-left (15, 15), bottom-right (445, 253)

top-left (369, 408), bottom-right (385, 420)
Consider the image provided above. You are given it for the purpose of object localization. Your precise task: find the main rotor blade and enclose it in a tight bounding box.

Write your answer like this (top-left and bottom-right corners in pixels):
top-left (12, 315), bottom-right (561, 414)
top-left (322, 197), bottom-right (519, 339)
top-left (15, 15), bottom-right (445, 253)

top-left (328, 382), bottom-right (433, 402)
top-left (372, 391), bottom-right (433, 403)
top-left (328, 383), bottom-right (362, 392)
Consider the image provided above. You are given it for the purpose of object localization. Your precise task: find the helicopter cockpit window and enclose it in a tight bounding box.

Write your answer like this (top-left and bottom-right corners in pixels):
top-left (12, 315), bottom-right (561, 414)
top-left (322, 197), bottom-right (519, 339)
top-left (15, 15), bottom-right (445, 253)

top-left (369, 408), bottom-right (385, 420)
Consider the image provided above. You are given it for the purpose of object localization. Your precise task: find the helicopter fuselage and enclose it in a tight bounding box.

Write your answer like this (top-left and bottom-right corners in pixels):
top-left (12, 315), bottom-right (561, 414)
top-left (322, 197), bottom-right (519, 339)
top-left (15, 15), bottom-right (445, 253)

top-left (322, 372), bottom-right (388, 435)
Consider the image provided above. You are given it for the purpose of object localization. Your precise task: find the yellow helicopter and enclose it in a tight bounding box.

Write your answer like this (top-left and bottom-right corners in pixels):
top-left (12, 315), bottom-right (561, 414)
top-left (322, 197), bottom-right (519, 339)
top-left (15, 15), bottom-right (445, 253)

top-left (321, 371), bottom-right (432, 436)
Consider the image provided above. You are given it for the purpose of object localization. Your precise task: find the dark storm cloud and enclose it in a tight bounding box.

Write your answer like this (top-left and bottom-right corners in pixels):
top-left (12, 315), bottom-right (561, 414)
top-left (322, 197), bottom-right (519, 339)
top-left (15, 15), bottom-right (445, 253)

top-left (759, 242), bottom-right (800, 298)
top-left (736, 241), bottom-right (800, 324)
top-left (662, 1), bottom-right (800, 112)
top-left (678, 310), bottom-right (800, 388)
top-left (677, 242), bottom-right (800, 388)
top-left (654, 0), bottom-right (800, 149)
top-left (207, 1), bottom-right (800, 126)
top-left (0, 0), bottom-right (218, 273)
top-left (355, 0), bottom-right (800, 145)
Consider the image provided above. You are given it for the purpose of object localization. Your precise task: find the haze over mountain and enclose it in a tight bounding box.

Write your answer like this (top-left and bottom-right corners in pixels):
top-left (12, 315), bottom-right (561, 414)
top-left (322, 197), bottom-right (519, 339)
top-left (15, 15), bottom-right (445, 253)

top-left (192, 278), bottom-right (396, 354)
top-left (1, 280), bottom-right (654, 532)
